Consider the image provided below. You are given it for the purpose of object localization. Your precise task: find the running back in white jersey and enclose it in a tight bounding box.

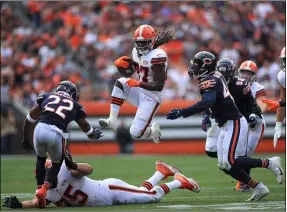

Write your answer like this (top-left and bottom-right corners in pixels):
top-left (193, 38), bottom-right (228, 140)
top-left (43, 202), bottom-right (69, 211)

top-left (132, 47), bottom-right (168, 103)
top-left (277, 70), bottom-right (286, 88)
top-left (250, 81), bottom-right (266, 99)
top-left (46, 163), bottom-right (112, 207)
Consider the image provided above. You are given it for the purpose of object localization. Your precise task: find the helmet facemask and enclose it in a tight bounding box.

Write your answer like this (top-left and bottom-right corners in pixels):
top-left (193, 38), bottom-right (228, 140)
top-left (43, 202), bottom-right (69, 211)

top-left (216, 64), bottom-right (235, 84)
top-left (238, 69), bottom-right (256, 83)
top-left (134, 38), bottom-right (155, 55)
top-left (188, 60), bottom-right (213, 80)
top-left (280, 57), bottom-right (286, 72)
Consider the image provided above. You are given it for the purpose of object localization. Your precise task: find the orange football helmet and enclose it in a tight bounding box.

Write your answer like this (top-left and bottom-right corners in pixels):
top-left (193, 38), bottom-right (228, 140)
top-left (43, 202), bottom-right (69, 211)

top-left (133, 25), bottom-right (157, 55)
top-left (279, 47), bottom-right (285, 71)
top-left (238, 60), bottom-right (258, 83)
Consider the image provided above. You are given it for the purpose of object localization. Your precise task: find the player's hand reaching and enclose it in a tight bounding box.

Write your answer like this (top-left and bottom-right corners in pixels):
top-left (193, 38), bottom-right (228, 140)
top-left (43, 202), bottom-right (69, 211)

top-left (2, 196), bottom-right (22, 208)
top-left (248, 114), bottom-right (257, 129)
top-left (166, 109), bottom-right (183, 120)
top-left (273, 122), bottom-right (282, 148)
top-left (64, 150), bottom-right (78, 170)
top-left (21, 139), bottom-right (34, 151)
top-left (261, 99), bottom-right (280, 111)
top-left (126, 78), bottom-right (140, 87)
top-left (202, 115), bottom-right (211, 132)
top-left (88, 128), bottom-right (103, 140)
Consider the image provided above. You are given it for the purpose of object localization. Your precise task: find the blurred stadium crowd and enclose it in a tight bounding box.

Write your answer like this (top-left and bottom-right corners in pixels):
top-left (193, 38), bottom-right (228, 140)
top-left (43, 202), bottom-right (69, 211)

top-left (1, 1), bottom-right (285, 108)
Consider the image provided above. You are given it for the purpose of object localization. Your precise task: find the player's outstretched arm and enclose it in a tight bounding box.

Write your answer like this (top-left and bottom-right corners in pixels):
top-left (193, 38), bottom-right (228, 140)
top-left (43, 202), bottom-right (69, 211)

top-left (2, 196), bottom-right (56, 209)
top-left (21, 104), bottom-right (41, 151)
top-left (166, 91), bottom-right (217, 120)
top-left (64, 150), bottom-right (93, 177)
top-left (76, 118), bottom-right (103, 139)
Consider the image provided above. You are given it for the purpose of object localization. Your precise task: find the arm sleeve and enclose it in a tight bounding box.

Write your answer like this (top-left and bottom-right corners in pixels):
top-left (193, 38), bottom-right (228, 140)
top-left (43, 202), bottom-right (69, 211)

top-left (182, 91), bottom-right (217, 118)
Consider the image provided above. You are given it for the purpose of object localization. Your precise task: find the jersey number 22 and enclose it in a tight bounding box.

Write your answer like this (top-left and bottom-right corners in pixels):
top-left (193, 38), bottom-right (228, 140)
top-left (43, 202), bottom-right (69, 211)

top-left (44, 95), bottom-right (74, 119)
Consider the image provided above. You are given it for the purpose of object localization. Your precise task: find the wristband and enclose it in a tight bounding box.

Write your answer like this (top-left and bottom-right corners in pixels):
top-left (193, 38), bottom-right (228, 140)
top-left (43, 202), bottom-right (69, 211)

top-left (85, 127), bottom-right (93, 136)
top-left (26, 114), bottom-right (36, 123)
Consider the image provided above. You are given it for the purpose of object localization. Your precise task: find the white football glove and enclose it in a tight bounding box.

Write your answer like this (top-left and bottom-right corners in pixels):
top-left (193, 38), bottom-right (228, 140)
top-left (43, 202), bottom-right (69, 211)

top-left (273, 122), bottom-right (282, 148)
top-left (207, 122), bottom-right (219, 137)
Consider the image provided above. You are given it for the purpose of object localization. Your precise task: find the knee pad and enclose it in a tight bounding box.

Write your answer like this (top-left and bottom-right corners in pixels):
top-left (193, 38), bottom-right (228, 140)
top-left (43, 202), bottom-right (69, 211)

top-left (130, 125), bottom-right (142, 138)
top-left (205, 151), bottom-right (218, 158)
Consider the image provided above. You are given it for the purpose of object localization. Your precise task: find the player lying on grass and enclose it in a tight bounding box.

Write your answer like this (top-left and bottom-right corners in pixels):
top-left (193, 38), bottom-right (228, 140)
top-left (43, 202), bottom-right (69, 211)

top-left (2, 152), bottom-right (200, 209)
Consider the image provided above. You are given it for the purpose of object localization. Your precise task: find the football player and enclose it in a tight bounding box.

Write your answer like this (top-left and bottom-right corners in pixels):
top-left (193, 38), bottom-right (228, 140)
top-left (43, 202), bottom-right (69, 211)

top-left (166, 51), bottom-right (284, 201)
top-left (203, 58), bottom-right (264, 192)
top-left (21, 81), bottom-right (103, 208)
top-left (2, 153), bottom-right (200, 209)
top-left (98, 25), bottom-right (173, 143)
top-left (262, 47), bottom-right (286, 148)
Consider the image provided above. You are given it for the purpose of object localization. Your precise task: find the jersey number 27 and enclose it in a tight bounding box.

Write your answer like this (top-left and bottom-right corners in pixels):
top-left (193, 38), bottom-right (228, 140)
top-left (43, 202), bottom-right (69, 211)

top-left (44, 95), bottom-right (74, 119)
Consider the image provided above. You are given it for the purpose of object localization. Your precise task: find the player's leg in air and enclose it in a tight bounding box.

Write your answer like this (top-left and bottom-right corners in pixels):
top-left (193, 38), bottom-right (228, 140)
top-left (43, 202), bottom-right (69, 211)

top-left (217, 117), bottom-right (283, 201)
top-left (101, 160), bottom-right (200, 205)
top-left (234, 119), bottom-right (266, 192)
top-left (99, 78), bottom-right (161, 142)
top-left (33, 123), bottom-right (66, 208)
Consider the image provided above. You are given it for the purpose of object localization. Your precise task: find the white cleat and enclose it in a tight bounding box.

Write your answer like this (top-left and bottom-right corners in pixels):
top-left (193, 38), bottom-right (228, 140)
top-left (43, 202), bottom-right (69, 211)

top-left (247, 183), bottom-right (269, 201)
top-left (268, 156), bottom-right (284, 184)
top-left (151, 122), bottom-right (161, 144)
top-left (98, 118), bottom-right (117, 131)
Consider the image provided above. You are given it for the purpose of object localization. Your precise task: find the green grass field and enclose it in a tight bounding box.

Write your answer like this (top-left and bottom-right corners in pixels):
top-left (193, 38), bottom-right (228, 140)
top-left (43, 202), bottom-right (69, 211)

top-left (1, 154), bottom-right (285, 211)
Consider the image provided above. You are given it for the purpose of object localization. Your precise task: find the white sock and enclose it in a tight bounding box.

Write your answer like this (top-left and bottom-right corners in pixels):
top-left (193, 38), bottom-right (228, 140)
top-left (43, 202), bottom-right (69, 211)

top-left (110, 86), bottom-right (125, 120)
top-left (140, 171), bottom-right (165, 190)
top-left (165, 180), bottom-right (182, 191)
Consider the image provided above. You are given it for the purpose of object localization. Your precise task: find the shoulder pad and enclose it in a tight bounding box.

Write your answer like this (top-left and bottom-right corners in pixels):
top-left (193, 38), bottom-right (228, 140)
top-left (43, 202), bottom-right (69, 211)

top-left (253, 82), bottom-right (266, 98)
top-left (149, 48), bottom-right (167, 65)
top-left (277, 70), bottom-right (286, 88)
top-left (36, 93), bottom-right (49, 106)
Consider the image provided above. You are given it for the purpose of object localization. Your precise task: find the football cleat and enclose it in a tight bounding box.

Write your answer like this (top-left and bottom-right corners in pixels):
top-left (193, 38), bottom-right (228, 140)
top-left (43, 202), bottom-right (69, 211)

top-left (156, 160), bottom-right (181, 179)
top-left (98, 118), bottom-right (117, 131)
top-left (151, 122), bottom-right (161, 143)
top-left (247, 183), bottom-right (269, 201)
top-left (34, 188), bottom-right (46, 208)
top-left (174, 173), bottom-right (200, 193)
top-left (268, 156), bottom-right (284, 184)
top-left (234, 181), bottom-right (250, 192)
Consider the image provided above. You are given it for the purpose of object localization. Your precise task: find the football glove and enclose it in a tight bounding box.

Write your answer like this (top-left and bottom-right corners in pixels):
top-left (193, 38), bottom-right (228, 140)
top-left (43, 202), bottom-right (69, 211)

top-left (248, 114), bottom-right (257, 129)
top-left (2, 196), bottom-right (22, 208)
top-left (166, 109), bottom-right (183, 120)
top-left (126, 78), bottom-right (140, 87)
top-left (21, 139), bottom-right (34, 151)
top-left (261, 99), bottom-right (280, 111)
top-left (273, 122), bottom-right (282, 148)
top-left (88, 128), bottom-right (103, 140)
top-left (115, 56), bottom-right (131, 69)
top-left (64, 150), bottom-right (78, 170)
top-left (202, 115), bottom-right (211, 132)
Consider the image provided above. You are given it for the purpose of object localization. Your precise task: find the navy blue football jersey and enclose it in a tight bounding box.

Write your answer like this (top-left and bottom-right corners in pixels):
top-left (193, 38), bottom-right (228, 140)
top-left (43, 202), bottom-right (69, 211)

top-left (199, 71), bottom-right (242, 126)
top-left (228, 76), bottom-right (261, 120)
top-left (36, 93), bottom-right (86, 132)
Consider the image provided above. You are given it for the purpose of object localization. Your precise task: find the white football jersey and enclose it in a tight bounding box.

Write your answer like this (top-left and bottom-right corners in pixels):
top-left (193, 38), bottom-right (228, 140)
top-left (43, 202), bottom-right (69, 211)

top-left (251, 81), bottom-right (266, 99)
top-left (132, 47), bottom-right (168, 103)
top-left (277, 70), bottom-right (286, 88)
top-left (46, 163), bottom-right (112, 206)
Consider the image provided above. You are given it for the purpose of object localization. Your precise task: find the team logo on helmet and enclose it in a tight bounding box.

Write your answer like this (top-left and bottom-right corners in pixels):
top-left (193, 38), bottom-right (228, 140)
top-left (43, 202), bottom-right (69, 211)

top-left (203, 58), bottom-right (212, 65)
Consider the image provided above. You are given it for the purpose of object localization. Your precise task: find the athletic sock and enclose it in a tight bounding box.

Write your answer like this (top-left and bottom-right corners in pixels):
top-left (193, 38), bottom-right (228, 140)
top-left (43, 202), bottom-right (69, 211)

top-left (227, 167), bottom-right (252, 185)
top-left (110, 86), bottom-right (125, 120)
top-left (140, 171), bottom-right (165, 190)
top-left (234, 156), bottom-right (270, 170)
top-left (165, 180), bottom-right (182, 191)
top-left (36, 155), bottom-right (47, 189)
